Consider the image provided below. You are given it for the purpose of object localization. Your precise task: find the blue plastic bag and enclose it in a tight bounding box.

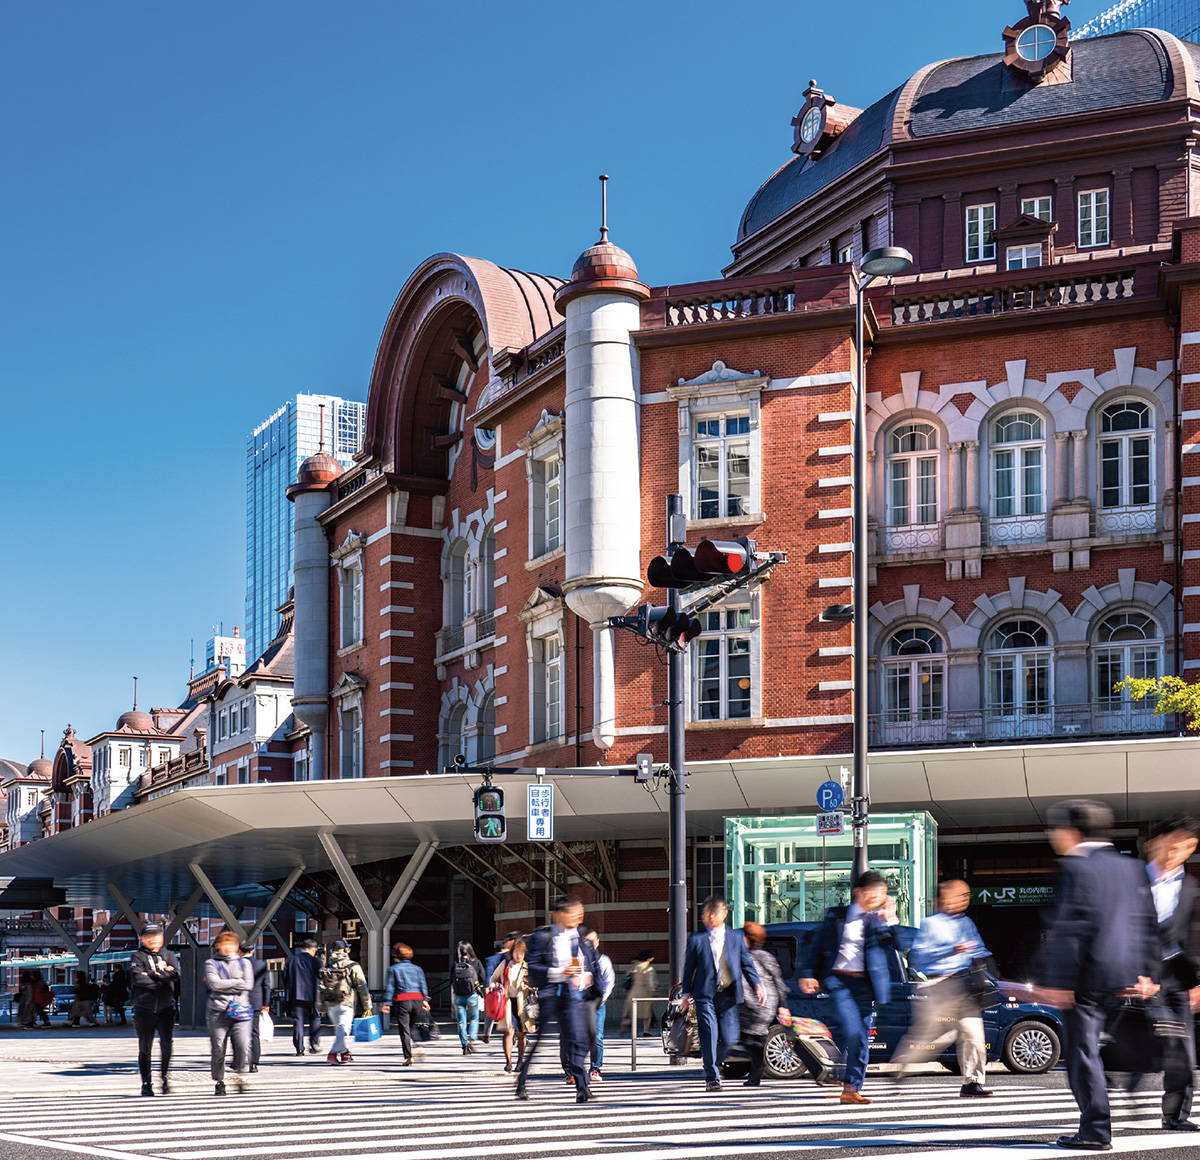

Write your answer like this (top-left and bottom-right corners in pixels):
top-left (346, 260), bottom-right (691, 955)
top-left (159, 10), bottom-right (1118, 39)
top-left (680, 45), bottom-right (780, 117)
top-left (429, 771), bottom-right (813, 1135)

top-left (353, 1014), bottom-right (381, 1042)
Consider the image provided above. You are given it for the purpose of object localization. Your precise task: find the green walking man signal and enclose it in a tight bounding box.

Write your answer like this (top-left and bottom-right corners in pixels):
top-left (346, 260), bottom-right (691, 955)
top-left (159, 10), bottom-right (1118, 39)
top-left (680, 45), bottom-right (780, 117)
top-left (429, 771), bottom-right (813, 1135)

top-left (473, 784), bottom-right (506, 843)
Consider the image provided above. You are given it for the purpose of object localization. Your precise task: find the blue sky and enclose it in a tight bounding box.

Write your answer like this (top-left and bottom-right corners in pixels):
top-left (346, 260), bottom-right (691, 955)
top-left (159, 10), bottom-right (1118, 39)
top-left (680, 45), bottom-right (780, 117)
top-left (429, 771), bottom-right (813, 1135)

top-left (0, 0), bottom-right (1115, 759)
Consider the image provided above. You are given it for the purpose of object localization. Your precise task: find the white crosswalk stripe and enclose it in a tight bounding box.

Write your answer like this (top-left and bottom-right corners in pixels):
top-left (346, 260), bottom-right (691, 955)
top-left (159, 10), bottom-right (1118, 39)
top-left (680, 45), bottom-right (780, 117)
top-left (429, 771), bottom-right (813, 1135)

top-left (0, 1070), bottom-right (1182, 1160)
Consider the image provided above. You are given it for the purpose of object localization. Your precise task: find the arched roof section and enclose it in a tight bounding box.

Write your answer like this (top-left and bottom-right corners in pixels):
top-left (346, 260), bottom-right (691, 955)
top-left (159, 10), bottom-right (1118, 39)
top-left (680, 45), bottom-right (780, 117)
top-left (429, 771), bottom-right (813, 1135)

top-left (362, 254), bottom-right (564, 474)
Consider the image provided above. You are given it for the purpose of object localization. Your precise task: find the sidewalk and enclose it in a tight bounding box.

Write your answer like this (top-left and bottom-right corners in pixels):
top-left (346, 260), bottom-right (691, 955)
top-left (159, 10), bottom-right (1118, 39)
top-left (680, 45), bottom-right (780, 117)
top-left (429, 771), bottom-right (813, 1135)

top-left (0, 1021), bottom-right (683, 1096)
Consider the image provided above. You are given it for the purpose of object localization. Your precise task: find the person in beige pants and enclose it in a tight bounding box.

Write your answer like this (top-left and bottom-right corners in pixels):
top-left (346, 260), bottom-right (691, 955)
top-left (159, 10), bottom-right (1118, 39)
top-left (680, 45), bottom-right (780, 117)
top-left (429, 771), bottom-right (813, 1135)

top-left (892, 880), bottom-right (994, 1098)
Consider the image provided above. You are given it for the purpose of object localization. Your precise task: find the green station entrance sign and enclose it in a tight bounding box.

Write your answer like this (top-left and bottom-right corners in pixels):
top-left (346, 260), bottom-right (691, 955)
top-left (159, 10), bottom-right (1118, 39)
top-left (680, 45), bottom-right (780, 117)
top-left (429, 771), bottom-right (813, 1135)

top-left (970, 882), bottom-right (1056, 907)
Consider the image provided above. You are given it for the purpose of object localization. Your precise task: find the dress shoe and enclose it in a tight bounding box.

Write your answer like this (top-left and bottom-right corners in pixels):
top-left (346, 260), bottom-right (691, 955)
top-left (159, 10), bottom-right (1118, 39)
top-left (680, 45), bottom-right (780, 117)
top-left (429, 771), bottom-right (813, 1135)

top-left (402, 1058), bottom-right (414, 1066)
top-left (214, 1082), bottom-right (226, 1096)
top-left (705, 1080), bottom-right (722, 1092)
top-left (140, 1082), bottom-right (154, 1097)
top-left (960, 1082), bottom-right (994, 1098)
top-left (1055, 1135), bottom-right (1112, 1151)
top-left (159, 1076), bottom-right (171, 1095)
top-left (308, 1045), bottom-right (320, 1054)
top-left (503, 1062), bottom-right (513, 1072)
top-left (295, 1049), bottom-right (305, 1057)
top-left (840, 1089), bottom-right (872, 1105)
top-left (327, 1052), bottom-right (341, 1065)
top-left (248, 1064), bottom-right (258, 1073)
top-left (576, 1090), bottom-right (593, 1104)
top-left (514, 1086), bottom-right (529, 1100)
top-left (743, 1079), bottom-right (761, 1087)
top-left (1164, 1119), bottom-right (1200, 1131)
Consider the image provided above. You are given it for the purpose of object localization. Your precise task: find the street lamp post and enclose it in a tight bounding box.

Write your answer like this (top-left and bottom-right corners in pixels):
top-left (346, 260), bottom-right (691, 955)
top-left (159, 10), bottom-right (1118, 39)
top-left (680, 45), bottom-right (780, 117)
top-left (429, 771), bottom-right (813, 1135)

top-left (852, 246), bottom-right (913, 882)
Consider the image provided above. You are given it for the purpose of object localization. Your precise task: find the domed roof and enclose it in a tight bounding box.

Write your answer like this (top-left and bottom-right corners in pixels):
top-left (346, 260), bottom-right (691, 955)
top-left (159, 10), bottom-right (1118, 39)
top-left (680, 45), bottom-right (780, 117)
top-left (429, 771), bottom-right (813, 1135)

top-left (737, 29), bottom-right (1194, 244)
top-left (116, 709), bottom-right (155, 732)
top-left (27, 758), bottom-right (51, 780)
top-left (296, 450), bottom-right (344, 487)
top-left (554, 235), bottom-right (650, 314)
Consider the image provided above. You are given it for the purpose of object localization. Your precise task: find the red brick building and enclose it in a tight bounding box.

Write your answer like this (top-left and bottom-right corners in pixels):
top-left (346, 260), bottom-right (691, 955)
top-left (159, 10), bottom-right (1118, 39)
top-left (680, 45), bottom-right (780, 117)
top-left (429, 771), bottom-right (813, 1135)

top-left (290, 11), bottom-right (1200, 966)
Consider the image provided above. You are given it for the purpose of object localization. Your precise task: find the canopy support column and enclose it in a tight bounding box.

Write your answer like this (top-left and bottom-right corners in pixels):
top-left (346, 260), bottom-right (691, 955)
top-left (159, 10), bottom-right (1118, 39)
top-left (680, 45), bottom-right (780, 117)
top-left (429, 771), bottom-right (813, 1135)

top-left (163, 886), bottom-right (205, 946)
top-left (42, 909), bottom-right (122, 974)
top-left (187, 862), bottom-right (247, 943)
top-left (243, 865), bottom-right (306, 948)
top-left (318, 833), bottom-right (437, 989)
top-left (106, 883), bottom-right (143, 938)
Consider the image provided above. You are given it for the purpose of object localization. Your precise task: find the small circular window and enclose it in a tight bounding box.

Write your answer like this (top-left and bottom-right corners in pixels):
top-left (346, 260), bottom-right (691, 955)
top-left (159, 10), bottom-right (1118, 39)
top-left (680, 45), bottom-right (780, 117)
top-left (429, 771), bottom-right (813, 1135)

top-left (1016, 24), bottom-right (1057, 60)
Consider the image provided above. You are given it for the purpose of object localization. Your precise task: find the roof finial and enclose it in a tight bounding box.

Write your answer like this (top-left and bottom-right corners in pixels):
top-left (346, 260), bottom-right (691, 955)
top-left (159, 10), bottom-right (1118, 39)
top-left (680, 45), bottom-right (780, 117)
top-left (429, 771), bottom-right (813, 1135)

top-left (599, 174), bottom-right (609, 243)
top-left (40, 729), bottom-right (44, 760)
top-left (133, 675), bottom-right (138, 711)
top-left (318, 403), bottom-right (326, 454)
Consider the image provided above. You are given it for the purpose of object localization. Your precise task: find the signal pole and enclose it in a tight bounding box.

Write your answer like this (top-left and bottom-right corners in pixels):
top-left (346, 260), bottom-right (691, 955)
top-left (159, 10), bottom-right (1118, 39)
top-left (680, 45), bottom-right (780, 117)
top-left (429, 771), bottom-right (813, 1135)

top-left (666, 493), bottom-right (688, 982)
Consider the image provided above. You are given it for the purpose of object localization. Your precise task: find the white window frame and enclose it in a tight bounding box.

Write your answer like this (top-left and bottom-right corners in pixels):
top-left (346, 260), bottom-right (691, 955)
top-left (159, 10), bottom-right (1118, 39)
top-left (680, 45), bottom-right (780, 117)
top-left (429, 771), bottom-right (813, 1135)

top-left (692, 412), bottom-right (753, 522)
top-left (1021, 196), bottom-right (1052, 221)
top-left (1006, 244), bottom-right (1042, 270)
top-left (446, 539), bottom-right (472, 624)
top-left (965, 203), bottom-right (996, 263)
top-left (521, 595), bottom-right (566, 748)
top-left (332, 532), bottom-right (367, 652)
top-left (1078, 188), bottom-right (1110, 248)
top-left (1093, 613), bottom-right (1165, 731)
top-left (881, 628), bottom-right (947, 723)
top-left (989, 410), bottom-right (1046, 543)
top-left (1097, 399), bottom-right (1154, 513)
top-left (293, 747), bottom-right (309, 782)
top-left (689, 597), bottom-right (759, 722)
top-left (885, 422), bottom-right (940, 548)
top-left (240, 701), bottom-right (251, 733)
top-left (439, 701), bottom-right (468, 771)
top-left (332, 673), bottom-right (367, 780)
top-left (668, 364), bottom-right (766, 527)
top-left (837, 243), bottom-right (854, 264)
top-left (984, 620), bottom-right (1053, 726)
top-left (519, 411), bottom-right (565, 562)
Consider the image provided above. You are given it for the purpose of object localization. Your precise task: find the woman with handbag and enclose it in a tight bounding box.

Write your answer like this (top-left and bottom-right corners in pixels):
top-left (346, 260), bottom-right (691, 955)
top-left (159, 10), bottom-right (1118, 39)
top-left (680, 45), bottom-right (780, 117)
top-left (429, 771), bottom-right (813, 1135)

top-left (383, 942), bottom-right (430, 1066)
top-left (489, 937), bottom-right (531, 1072)
top-left (203, 929), bottom-right (255, 1095)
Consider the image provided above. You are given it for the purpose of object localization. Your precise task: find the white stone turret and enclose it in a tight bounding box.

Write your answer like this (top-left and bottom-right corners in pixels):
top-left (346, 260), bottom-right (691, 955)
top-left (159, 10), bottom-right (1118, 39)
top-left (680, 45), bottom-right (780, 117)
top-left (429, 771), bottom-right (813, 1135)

top-left (555, 237), bottom-right (649, 749)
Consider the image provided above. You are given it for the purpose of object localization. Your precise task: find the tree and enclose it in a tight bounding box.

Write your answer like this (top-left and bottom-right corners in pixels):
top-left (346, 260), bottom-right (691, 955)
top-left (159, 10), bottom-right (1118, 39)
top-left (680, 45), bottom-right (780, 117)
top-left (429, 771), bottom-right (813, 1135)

top-left (1114, 675), bottom-right (1200, 727)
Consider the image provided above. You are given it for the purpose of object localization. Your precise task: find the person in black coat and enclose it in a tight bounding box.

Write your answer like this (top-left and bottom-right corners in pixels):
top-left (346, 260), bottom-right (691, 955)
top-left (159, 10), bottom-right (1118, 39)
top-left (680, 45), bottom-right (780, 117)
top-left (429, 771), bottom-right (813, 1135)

top-left (516, 895), bottom-right (602, 1104)
top-left (1144, 814), bottom-right (1200, 1132)
top-left (128, 923), bottom-right (181, 1097)
top-left (1037, 799), bottom-right (1161, 1151)
top-left (797, 869), bottom-right (910, 1105)
top-left (242, 945), bottom-right (272, 1071)
top-left (284, 938), bottom-right (322, 1056)
top-left (681, 896), bottom-right (764, 1092)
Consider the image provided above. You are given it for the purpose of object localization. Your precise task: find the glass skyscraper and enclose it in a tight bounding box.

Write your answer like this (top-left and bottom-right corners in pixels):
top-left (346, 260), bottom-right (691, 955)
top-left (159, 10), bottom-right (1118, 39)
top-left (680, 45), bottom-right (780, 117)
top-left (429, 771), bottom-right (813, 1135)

top-left (246, 393), bottom-right (366, 659)
top-left (1075, 0), bottom-right (1200, 41)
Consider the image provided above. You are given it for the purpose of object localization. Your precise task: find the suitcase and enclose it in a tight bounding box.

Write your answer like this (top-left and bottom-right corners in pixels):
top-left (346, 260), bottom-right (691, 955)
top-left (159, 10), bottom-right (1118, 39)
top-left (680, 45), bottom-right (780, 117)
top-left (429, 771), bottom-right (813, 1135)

top-left (352, 1014), bottom-right (382, 1043)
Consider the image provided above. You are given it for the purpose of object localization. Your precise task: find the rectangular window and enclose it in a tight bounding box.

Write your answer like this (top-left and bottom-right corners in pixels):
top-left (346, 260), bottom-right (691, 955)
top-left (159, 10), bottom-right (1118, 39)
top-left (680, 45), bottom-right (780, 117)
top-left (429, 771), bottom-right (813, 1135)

top-left (693, 605), bottom-right (753, 721)
top-left (529, 452), bottom-right (562, 558)
top-left (237, 763), bottom-right (249, 785)
top-left (241, 702), bottom-right (251, 732)
top-left (215, 767), bottom-right (228, 786)
top-left (1078, 189), bottom-right (1110, 247)
top-left (965, 203), bottom-right (996, 263)
top-left (888, 456), bottom-right (937, 526)
top-left (138, 750), bottom-right (148, 768)
top-left (119, 748), bottom-right (131, 768)
top-left (992, 448), bottom-right (1043, 517)
top-left (340, 562), bottom-right (363, 648)
top-left (1021, 196), bottom-right (1052, 221)
top-left (157, 749), bottom-right (170, 765)
top-left (694, 414), bottom-right (751, 520)
top-left (218, 711), bottom-right (227, 740)
top-left (340, 707), bottom-right (362, 779)
top-left (294, 752), bottom-right (309, 782)
top-left (544, 456), bottom-right (561, 553)
top-left (531, 634), bottom-right (563, 744)
top-left (837, 244), bottom-right (854, 264)
top-left (1006, 244), bottom-right (1042, 270)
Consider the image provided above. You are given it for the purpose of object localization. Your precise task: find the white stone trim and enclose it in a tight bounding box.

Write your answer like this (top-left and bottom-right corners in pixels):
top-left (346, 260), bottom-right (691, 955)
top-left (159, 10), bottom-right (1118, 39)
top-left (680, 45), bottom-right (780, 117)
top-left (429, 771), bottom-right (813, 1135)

top-left (380, 555), bottom-right (414, 566)
top-left (380, 760), bottom-right (414, 769)
top-left (380, 682), bottom-right (414, 692)
top-left (819, 476), bottom-right (853, 487)
top-left (818, 445), bottom-right (853, 456)
top-left (379, 655), bottom-right (415, 665)
top-left (379, 629), bottom-right (414, 639)
top-left (380, 708), bottom-right (414, 716)
top-left (818, 577), bottom-right (853, 588)
top-left (380, 605), bottom-right (414, 615)
top-left (818, 680), bottom-right (854, 691)
top-left (379, 734), bottom-right (414, 743)
top-left (819, 646), bottom-right (854, 657)
top-left (818, 542), bottom-right (852, 553)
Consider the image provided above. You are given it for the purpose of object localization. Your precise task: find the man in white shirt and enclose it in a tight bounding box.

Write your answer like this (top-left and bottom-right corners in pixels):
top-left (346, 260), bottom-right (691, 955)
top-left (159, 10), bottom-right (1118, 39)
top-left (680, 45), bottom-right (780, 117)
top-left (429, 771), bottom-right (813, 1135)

top-left (1145, 815), bottom-right (1200, 1131)
top-left (798, 870), bottom-right (907, 1105)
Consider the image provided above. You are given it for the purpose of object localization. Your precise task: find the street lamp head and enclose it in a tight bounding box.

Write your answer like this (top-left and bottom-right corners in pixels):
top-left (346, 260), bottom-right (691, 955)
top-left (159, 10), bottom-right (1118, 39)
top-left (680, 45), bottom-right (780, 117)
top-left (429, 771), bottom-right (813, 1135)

top-left (860, 246), bottom-right (913, 278)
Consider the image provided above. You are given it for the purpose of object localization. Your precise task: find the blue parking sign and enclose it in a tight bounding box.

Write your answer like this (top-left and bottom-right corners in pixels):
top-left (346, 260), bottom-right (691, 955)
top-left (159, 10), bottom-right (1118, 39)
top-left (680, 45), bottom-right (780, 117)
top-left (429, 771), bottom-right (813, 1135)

top-left (816, 780), bottom-right (844, 812)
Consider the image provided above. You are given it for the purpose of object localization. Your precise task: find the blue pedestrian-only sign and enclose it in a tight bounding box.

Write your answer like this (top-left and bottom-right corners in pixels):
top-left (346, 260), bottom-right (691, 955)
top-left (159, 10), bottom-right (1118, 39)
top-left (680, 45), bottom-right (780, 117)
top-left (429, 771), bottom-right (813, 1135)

top-left (816, 780), bottom-right (844, 811)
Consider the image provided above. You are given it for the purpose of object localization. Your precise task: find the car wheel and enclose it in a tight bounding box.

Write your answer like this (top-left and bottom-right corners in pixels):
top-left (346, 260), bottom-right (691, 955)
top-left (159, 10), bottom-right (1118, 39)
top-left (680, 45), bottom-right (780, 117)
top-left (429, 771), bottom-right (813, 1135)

top-left (763, 1027), bottom-right (805, 1080)
top-left (1002, 1020), bottom-right (1060, 1074)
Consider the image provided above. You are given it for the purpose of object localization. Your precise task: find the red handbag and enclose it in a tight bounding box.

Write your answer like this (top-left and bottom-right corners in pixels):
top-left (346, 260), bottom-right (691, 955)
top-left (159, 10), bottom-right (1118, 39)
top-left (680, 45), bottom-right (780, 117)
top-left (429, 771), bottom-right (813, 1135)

top-left (484, 987), bottom-right (508, 1023)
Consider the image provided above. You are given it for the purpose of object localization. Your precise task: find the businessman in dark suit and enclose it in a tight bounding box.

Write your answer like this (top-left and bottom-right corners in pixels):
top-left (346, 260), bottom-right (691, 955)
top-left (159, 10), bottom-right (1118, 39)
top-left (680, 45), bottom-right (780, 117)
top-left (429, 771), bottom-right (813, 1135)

top-left (1145, 814), bottom-right (1200, 1131)
top-left (681, 895), bottom-right (763, 1092)
top-left (798, 869), bottom-right (909, 1105)
top-left (1037, 799), bottom-right (1160, 1151)
top-left (516, 895), bottom-right (602, 1104)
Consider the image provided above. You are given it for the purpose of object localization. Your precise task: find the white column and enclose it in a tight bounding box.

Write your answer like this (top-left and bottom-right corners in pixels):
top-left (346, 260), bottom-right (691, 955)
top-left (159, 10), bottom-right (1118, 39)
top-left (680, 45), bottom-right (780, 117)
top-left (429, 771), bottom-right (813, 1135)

top-left (964, 442), bottom-right (981, 510)
top-left (948, 442), bottom-right (964, 513)
top-left (1165, 420), bottom-right (1177, 492)
top-left (1071, 430), bottom-right (1088, 503)
top-left (592, 625), bottom-right (617, 751)
top-left (1054, 431), bottom-right (1071, 505)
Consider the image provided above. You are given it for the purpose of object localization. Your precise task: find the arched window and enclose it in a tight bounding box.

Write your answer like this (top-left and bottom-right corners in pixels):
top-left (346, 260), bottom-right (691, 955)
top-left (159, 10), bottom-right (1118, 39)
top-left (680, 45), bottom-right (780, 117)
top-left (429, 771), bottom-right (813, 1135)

top-left (447, 541), bottom-right (471, 624)
top-left (439, 703), bottom-right (467, 771)
top-left (480, 525), bottom-right (496, 614)
top-left (881, 627), bottom-right (945, 731)
top-left (885, 423), bottom-right (939, 550)
top-left (990, 411), bottom-right (1045, 544)
top-left (475, 692), bottom-right (496, 764)
top-left (985, 619), bottom-right (1052, 734)
top-left (1093, 612), bottom-right (1164, 732)
top-left (1097, 400), bottom-right (1154, 531)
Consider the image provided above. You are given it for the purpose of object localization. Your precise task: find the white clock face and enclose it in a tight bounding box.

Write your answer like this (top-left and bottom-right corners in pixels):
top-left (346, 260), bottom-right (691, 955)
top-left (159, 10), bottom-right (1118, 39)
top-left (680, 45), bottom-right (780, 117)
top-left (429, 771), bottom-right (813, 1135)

top-left (800, 106), bottom-right (823, 143)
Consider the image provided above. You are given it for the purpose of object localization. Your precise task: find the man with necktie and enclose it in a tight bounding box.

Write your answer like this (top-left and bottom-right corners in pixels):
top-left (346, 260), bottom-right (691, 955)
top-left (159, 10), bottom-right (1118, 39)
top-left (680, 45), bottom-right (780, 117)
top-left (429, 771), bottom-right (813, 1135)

top-left (1145, 814), bottom-right (1200, 1132)
top-left (798, 870), bottom-right (910, 1105)
top-left (681, 895), bottom-right (763, 1093)
top-left (517, 895), bottom-right (601, 1104)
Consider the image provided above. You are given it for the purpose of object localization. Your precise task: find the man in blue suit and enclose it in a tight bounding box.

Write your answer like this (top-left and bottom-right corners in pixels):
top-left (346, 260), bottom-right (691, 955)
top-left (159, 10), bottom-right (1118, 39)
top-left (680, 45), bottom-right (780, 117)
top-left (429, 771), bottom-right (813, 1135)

top-left (1037, 799), bottom-right (1160, 1152)
top-left (798, 869), bottom-right (909, 1105)
top-left (681, 895), bottom-right (764, 1092)
top-left (516, 895), bottom-right (602, 1104)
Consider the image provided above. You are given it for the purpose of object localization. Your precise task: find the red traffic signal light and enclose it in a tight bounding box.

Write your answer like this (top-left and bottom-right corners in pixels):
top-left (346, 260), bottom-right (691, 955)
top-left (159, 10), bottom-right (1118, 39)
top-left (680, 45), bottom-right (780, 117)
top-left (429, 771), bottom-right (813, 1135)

top-left (640, 604), bottom-right (703, 650)
top-left (647, 538), bottom-right (754, 589)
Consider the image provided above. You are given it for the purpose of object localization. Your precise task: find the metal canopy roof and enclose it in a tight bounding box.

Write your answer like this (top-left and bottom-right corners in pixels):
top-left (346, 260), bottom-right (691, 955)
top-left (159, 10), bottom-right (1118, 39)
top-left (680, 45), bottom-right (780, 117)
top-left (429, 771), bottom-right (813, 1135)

top-left (0, 734), bottom-right (1191, 912)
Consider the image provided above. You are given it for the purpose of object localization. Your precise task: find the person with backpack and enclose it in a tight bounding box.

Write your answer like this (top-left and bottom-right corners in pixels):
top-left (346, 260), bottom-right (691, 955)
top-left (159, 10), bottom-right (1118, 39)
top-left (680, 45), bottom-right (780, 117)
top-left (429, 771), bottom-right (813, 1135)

top-left (383, 942), bottom-right (430, 1066)
top-left (129, 923), bottom-right (180, 1096)
top-left (318, 939), bottom-right (372, 1065)
top-left (204, 929), bottom-right (254, 1095)
top-left (451, 941), bottom-right (485, 1054)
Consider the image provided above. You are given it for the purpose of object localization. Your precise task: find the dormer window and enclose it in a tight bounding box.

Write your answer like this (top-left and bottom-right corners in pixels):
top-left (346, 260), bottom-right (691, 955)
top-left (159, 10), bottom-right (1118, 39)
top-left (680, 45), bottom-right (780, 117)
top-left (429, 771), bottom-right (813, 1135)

top-left (1007, 244), bottom-right (1042, 270)
top-left (1021, 196), bottom-right (1052, 222)
top-left (1016, 24), bottom-right (1056, 60)
top-left (966, 204), bottom-right (996, 264)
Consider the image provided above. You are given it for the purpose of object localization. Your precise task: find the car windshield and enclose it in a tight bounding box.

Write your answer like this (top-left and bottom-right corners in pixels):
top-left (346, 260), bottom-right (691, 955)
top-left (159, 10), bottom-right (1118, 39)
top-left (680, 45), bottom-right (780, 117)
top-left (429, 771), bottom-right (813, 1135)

top-left (764, 936), bottom-right (797, 978)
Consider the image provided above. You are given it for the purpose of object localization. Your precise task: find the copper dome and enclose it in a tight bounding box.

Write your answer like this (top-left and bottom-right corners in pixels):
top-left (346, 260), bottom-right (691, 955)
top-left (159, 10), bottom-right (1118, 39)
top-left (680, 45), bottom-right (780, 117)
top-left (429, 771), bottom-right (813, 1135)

top-left (116, 709), bottom-right (154, 732)
top-left (27, 758), bottom-right (51, 780)
top-left (554, 238), bottom-right (649, 314)
top-left (295, 451), bottom-right (344, 487)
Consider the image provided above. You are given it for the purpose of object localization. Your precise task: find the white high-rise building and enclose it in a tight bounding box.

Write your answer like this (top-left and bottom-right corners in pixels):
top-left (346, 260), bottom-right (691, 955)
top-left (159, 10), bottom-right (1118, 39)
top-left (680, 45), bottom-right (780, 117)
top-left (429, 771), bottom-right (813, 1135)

top-left (246, 394), bottom-right (365, 659)
top-left (1075, 0), bottom-right (1200, 41)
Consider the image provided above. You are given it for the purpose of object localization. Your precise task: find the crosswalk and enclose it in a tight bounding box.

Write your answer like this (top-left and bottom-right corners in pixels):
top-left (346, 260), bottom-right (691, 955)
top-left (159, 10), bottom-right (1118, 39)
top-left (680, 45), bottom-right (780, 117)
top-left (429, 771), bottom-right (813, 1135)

top-left (0, 1070), bottom-right (1188, 1159)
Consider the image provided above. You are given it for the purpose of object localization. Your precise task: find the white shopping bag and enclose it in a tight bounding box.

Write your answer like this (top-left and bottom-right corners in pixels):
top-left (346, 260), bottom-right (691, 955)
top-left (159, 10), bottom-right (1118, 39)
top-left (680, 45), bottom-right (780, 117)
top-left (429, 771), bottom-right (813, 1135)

top-left (259, 1011), bottom-right (274, 1043)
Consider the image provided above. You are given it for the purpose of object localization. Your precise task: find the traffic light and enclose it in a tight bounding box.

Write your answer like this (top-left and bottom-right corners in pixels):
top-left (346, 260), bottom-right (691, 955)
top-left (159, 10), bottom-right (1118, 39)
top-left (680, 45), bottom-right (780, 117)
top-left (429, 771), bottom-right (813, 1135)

top-left (647, 538), bottom-right (754, 590)
top-left (473, 784), bottom-right (506, 842)
top-left (639, 604), bottom-right (703, 650)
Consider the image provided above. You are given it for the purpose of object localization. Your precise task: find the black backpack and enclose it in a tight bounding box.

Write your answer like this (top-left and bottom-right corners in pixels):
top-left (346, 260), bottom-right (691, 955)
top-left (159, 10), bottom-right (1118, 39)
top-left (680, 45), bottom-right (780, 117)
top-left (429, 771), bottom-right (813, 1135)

top-left (452, 960), bottom-right (478, 996)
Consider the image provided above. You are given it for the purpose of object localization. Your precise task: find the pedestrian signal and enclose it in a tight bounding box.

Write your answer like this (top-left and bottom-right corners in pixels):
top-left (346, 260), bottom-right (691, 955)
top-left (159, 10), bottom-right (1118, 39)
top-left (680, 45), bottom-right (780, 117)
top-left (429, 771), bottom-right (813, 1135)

top-left (647, 538), bottom-right (754, 590)
top-left (473, 785), bottom-right (506, 843)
